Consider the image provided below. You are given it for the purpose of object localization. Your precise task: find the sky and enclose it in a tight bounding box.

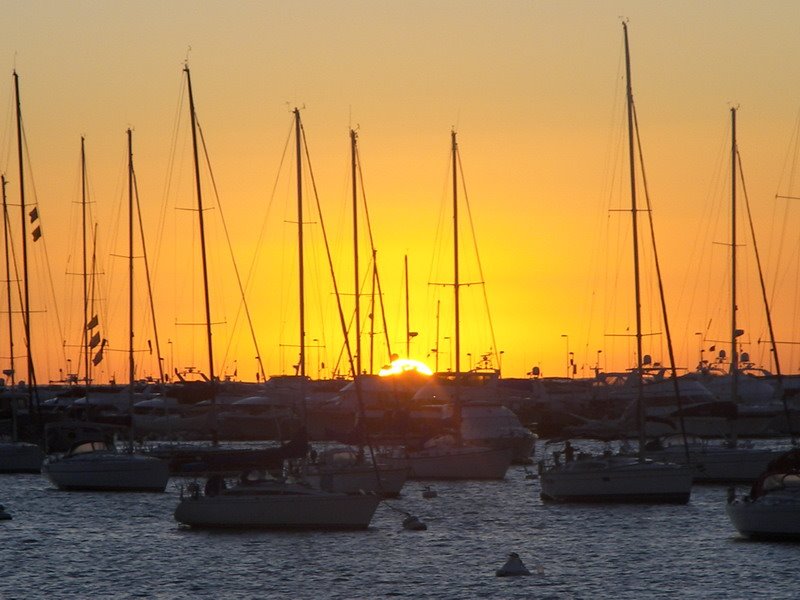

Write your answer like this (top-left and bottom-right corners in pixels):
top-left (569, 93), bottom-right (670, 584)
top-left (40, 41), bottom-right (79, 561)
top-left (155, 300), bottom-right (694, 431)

top-left (2, 1), bottom-right (800, 384)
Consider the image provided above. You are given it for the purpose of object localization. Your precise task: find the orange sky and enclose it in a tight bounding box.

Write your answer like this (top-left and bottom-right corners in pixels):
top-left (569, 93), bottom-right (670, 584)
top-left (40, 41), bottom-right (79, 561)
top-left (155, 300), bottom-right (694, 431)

top-left (1, 1), bottom-right (800, 384)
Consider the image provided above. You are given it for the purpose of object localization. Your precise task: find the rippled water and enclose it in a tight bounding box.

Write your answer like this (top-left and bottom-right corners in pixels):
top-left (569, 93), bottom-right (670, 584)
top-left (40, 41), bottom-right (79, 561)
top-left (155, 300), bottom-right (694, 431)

top-left (2, 443), bottom-right (800, 599)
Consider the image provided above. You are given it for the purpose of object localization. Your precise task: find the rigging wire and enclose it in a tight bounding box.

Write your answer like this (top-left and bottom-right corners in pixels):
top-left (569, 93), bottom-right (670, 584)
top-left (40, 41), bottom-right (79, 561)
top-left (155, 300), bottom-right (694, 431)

top-left (455, 146), bottom-right (499, 369)
top-left (195, 117), bottom-right (266, 381)
top-left (632, 102), bottom-right (690, 461)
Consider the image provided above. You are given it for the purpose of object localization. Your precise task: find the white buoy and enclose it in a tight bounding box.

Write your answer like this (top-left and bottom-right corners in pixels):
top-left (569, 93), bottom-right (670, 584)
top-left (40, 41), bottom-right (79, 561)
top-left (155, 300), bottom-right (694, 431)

top-left (402, 515), bottom-right (427, 531)
top-left (0, 505), bottom-right (11, 520)
top-left (495, 552), bottom-right (531, 577)
top-left (422, 486), bottom-right (437, 499)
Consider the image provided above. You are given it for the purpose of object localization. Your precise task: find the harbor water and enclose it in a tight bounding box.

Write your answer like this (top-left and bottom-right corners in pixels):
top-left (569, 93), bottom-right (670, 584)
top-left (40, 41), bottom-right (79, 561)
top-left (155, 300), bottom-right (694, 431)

top-left (2, 442), bottom-right (799, 599)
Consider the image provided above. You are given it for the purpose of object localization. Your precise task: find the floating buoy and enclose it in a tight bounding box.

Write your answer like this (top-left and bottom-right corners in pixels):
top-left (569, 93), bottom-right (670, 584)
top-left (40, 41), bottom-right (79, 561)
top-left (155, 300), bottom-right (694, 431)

top-left (0, 505), bottom-right (11, 520)
top-left (422, 486), bottom-right (437, 499)
top-left (495, 552), bottom-right (531, 577)
top-left (402, 515), bottom-right (427, 531)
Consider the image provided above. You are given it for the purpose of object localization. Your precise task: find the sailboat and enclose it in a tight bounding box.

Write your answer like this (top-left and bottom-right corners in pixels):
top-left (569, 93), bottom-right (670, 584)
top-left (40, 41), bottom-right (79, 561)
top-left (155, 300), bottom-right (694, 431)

top-left (539, 23), bottom-right (692, 503)
top-left (650, 110), bottom-right (791, 484)
top-left (726, 448), bottom-right (800, 540)
top-left (297, 127), bottom-right (407, 497)
top-left (380, 130), bottom-right (513, 480)
top-left (0, 73), bottom-right (45, 473)
top-left (175, 105), bottom-right (380, 528)
top-left (42, 132), bottom-right (169, 492)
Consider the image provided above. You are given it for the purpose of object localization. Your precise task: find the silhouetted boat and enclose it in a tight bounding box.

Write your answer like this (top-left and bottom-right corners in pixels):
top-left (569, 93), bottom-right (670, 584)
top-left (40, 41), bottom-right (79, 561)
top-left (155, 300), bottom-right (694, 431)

top-left (540, 23), bottom-right (692, 503)
top-left (174, 475), bottom-right (379, 530)
top-left (727, 449), bottom-right (800, 540)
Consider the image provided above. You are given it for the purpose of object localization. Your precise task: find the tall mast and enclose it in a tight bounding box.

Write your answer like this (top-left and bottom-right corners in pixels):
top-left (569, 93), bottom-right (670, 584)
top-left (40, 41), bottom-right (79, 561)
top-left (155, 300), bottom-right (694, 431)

top-left (294, 108), bottom-right (305, 379)
top-left (451, 129), bottom-right (463, 445)
top-left (184, 65), bottom-right (216, 443)
top-left (730, 107), bottom-right (738, 405)
top-left (452, 130), bottom-right (461, 376)
top-left (623, 22), bottom-right (646, 459)
top-left (351, 129), bottom-right (361, 375)
top-left (2, 177), bottom-right (13, 385)
top-left (14, 72), bottom-right (33, 409)
top-left (184, 66), bottom-right (214, 382)
top-left (404, 254), bottom-right (410, 358)
top-left (435, 299), bottom-right (440, 372)
top-left (81, 137), bottom-right (90, 388)
top-left (127, 128), bottom-right (135, 451)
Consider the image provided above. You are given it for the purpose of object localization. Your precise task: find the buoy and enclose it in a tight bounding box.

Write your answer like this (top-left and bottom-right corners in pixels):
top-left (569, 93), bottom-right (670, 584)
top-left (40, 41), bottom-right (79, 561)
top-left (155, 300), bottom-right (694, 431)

top-left (0, 505), bottom-right (11, 520)
top-left (422, 486), bottom-right (437, 499)
top-left (402, 515), bottom-right (427, 531)
top-left (495, 552), bottom-right (531, 577)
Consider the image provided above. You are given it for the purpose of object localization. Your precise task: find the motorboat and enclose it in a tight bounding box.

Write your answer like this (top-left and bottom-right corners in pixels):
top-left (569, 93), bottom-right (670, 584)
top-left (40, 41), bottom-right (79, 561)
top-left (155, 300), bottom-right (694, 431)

top-left (539, 451), bottom-right (692, 504)
top-left (380, 435), bottom-right (513, 480)
top-left (0, 440), bottom-right (44, 473)
top-left (174, 475), bottom-right (380, 529)
top-left (726, 449), bottom-right (800, 540)
top-left (42, 439), bottom-right (170, 492)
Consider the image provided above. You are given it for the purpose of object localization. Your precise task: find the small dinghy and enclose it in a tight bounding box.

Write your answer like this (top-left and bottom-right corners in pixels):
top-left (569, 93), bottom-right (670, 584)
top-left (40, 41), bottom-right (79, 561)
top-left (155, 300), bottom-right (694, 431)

top-left (422, 486), bottom-right (437, 499)
top-left (402, 515), bottom-right (427, 531)
top-left (495, 552), bottom-right (531, 577)
top-left (0, 505), bottom-right (11, 520)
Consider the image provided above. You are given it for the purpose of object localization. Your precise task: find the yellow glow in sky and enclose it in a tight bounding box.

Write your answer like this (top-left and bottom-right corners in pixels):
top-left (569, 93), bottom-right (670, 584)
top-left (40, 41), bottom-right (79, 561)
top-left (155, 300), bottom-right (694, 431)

top-left (2, 2), bottom-right (800, 384)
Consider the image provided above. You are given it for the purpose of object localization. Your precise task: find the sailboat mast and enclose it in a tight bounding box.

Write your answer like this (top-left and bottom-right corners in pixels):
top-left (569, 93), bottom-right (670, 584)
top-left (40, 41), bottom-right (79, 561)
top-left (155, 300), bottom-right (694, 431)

top-left (13, 72), bottom-right (33, 405)
top-left (451, 129), bottom-right (463, 446)
top-left (404, 254), bottom-right (410, 358)
top-left (452, 130), bottom-right (461, 376)
top-left (127, 128), bottom-right (135, 450)
top-left (351, 129), bottom-right (361, 375)
top-left (2, 177), bottom-right (14, 385)
top-left (435, 299), bottom-right (440, 372)
top-left (730, 107), bottom-right (738, 404)
top-left (294, 108), bottom-right (306, 379)
top-left (81, 137), bottom-right (90, 387)
top-left (184, 66), bottom-right (215, 384)
top-left (623, 23), bottom-right (646, 458)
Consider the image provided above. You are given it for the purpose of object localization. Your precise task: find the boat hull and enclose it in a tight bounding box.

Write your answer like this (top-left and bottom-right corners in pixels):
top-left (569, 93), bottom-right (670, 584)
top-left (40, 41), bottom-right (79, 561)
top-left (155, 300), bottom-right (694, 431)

top-left (174, 491), bottom-right (380, 529)
top-left (648, 447), bottom-right (783, 484)
top-left (0, 442), bottom-right (44, 473)
top-left (302, 464), bottom-right (407, 497)
top-left (43, 453), bottom-right (170, 492)
top-left (382, 446), bottom-right (512, 480)
top-left (540, 457), bottom-right (692, 504)
top-left (726, 498), bottom-right (800, 540)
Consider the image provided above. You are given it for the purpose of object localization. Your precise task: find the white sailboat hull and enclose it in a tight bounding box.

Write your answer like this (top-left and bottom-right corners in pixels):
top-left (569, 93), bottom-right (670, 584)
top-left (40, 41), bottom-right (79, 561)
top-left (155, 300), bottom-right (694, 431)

top-left (382, 445), bottom-right (513, 480)
top-left (43, 452), bottom-right (170, 492)
top-left (727, 493), bottom-right (800, 540)
top-left (302, 464), bottom-right (408, 497)
top-left (0, 442), bottom-right (44, 473)
top-left (647, 446), bottom-right (783, 483)
top-left (540, 457), bottom-right (692, 503)
top-left (174, 485), bottom-right (380, 530)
